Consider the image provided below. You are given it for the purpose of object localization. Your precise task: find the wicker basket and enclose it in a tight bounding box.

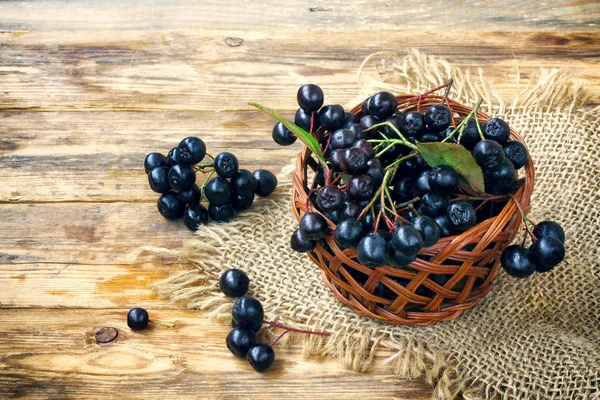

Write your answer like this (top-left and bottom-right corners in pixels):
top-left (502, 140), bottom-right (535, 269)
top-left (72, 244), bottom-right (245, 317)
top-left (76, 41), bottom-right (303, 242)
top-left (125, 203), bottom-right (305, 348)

top-left (291, 95), bottom-right (535, 326)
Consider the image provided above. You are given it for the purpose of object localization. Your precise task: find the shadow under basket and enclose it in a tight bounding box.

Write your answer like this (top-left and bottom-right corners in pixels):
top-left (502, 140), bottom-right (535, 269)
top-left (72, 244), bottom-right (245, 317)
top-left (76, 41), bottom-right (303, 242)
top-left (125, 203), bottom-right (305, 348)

top-left (292, 95), bottom-right (535, 326)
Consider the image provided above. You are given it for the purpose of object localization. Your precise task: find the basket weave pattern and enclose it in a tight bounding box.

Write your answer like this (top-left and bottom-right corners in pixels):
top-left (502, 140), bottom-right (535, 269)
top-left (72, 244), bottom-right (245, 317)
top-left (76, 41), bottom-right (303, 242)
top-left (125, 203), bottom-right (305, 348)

top-left (292, 95), bottom-right (535, 325)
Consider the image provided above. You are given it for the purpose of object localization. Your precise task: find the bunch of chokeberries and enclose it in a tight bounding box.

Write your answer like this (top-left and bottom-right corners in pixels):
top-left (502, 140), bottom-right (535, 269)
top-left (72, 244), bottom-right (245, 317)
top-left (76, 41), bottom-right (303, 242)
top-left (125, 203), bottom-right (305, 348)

top-left (219, 269), bottom-right (327, 372)
top-left (144, 137), bottom-right (278, 230)
top-left (261, 81), bottom-right (565, 280)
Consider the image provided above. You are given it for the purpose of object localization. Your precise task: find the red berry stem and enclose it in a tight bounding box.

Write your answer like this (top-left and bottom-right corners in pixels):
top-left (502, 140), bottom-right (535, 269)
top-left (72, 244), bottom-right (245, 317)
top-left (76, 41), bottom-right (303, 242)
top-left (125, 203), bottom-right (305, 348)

top-left (309, 111), bottom-right (316, 136)
top-left (260, 320), bottom-right (330, 337)
top-left (402, 79), bottom-right (454, 106)
top-left (270, 330), bottom-right (290, 347)
top-left (330, 172), bottom-right (344, 186)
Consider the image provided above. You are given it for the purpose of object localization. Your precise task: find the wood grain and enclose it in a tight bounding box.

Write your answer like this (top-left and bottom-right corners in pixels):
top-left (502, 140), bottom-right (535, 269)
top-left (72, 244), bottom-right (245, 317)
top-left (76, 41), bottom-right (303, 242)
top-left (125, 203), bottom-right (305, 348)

top-left (1, 0), bottom-right (598, 398)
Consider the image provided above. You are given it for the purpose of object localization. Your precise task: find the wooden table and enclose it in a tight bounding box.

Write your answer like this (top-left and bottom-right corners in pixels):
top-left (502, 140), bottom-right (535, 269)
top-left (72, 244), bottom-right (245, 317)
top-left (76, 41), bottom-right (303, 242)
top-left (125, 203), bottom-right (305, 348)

top-left (1, 2), bottom-right (598, 398)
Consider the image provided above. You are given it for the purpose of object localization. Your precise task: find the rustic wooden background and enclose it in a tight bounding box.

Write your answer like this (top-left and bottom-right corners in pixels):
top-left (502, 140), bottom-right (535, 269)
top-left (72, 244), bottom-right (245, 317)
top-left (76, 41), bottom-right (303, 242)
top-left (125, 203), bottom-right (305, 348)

top-left (0, 1), bottom-right (598, 398)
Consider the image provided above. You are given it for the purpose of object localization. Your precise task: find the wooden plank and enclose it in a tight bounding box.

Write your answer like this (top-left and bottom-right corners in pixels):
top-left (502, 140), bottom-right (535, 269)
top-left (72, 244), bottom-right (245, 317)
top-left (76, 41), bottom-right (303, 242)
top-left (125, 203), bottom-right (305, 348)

top-left (0, 308), bottom-right (433, 399)
top-left (0, 0), bottom-right (597, 32)
top-left (0, 30), bottom-right (598, 114)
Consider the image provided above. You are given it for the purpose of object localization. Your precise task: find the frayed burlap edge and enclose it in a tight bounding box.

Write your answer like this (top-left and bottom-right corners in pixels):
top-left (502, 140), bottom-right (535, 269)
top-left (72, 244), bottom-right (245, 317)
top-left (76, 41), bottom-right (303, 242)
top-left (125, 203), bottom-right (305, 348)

top-left (129, 51), bottom-right (598, 400)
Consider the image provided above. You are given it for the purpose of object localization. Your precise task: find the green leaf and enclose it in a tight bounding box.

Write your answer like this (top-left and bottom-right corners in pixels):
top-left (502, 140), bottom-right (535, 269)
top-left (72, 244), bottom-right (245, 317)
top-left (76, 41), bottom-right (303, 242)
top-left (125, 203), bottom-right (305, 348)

top-left (416, 142), bottom-right (485, 194)
top-left (249, 102), bottom-right (325, 162)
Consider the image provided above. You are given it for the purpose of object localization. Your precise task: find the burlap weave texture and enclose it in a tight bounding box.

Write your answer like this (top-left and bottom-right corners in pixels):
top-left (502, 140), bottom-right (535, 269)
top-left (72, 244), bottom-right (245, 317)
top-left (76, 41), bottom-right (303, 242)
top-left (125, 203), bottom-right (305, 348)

top-left (134, 51), bottom-right (600, 399)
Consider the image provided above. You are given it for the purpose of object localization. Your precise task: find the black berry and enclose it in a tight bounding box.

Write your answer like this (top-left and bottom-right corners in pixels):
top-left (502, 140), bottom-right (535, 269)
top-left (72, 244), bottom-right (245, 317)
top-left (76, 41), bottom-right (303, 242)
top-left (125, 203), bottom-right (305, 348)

top-left (346, 175), bottom-right (375, 202)
top-left (299, 212), bottom-right (328, 241)
top-left (272, 122), bottom-right (297, 146)
top-left (472, 140), bottom-right (506, 171)
top-left (365, 158), bottom-right (384, 185)
top-left (183, 203), bottom-right (209, 230)
top-left (400, 111), bottom-right (425, 138)
top-left (317, 185), bottom-right (344, 211)
top-left (127, 307), bottom-right (149, 330)
top-left (360, 115), bottom-right (379, 131)
top-left (446, 201), bottom-right (477, 233)
top-left (214, 152), bottom-right (239, 178)
top-left (529, 236), bottom-right (565, 272)
top-left (416, 170), bottom-right (432, 194)
top-left (177, 137), bottom-right (206, 165)
top-left (339, 201), bottom-right (361, 221)
top-left (330, 128), bottom-right (357, 150)
top-left (503, 140), bottom-right (529, 170)
top-left (226, 327), bottom-right (257, 357)
top-left (484, 118), bottom-right (510, 145)
top-left (247, 344), bottom-right (275, 372)
top-left (232, 296), bottom-right (264, 332)
top-left (253, 170), bottom-right (278, 197)
top-left (500, 245), bottom-right (536, 278)
top-left (533, 220), bottom-right (565, 243)
top-left (389, 242), bottom-right (417, 268)
top-left (208, 203), bottom-right (235, 222)
top-left (484, 159), bottom-right (516, 194)
top-left (391, 225), bottom-right (424, 256)
top-left (428, 165), bottom-right (458, 195)
top-left (205, 177), bottom-right (232, 206)
top-left (219, 268), bottom-right (250, 297)
top-left (157, 193), bottom-right (185, 219)
top-left (294, 108), bottom-right (319, 132)
top-left (178, 185), bottom-right (201, 204)
top-left (362, 97), bottom-right (373, 115)
top-left (420, 193), bottom-right (449, 217)
top-left (297, 84), bottom-right (324, 112)
top-left (144, 153), bottom-right (167, 173)
top-left (391, 176), bottom-right (416, 203)
top-left (148, 166), bottom-right (171, 193)
top-left (425, 104), bottom-right (451, 131)
top-left (319, 104), bottom-right (346, 132)
top-left (334, 218), bottom-right (365, 249)
top-left (434, 215), bottom-right (452, 237)
top-left (459, 119), bottom-right (483, 149)
top-left (231, 169), bottom-right (257, 196)
top-left (340, 148), bottom-right (368, 174)
top-left (290, 228), bottom-right (316, 253)
top-left (370, 91), bottom-right (398, 120)
top-left (357, 234), bottom-right (389, 268)
top-left (166, 147), bottom-right (181, 167)
top-left (412, 215), bottom-right (441, 247)
top-left (168, 164), bottom-right (196, 191)
top-left (352, 139), bottom-right (375, 158)
top-left (231, 192), bottom-right (255, 211)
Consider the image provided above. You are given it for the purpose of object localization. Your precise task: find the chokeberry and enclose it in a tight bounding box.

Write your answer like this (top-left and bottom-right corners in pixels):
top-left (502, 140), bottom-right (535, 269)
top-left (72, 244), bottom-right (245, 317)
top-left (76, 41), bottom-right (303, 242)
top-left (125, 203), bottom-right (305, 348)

top-left (347, 123), bottom-right (365, 140)
top-left (183, 203), bottom-right (209, 230)
top-left (144, 153), bottom-right (167, 173)
top-left (339, 201), bottom-right (361, 221)
top-left (208, 203), bottom-right (235, 222)
top-left (178, 185), bottom-right (201, 204)
top-left (442, 126), bottom-right (457, 143)
top-left (253, 170), bottom-right (277, 197)
top-left (434, 215), bottom-right (452, 237)
top-left (503, 140), bottom-right (529, 170)
top-left (226, 327), bottom-right (257, 357)
top-left (352, 139), bottom-right (375, 158)
top-left (330, 149), bottom-right (344, 172)
top-left (168, 164), bottom-right (196, 191)
top-left (346, 174), bottom-right (375, 202)
top-left (412, 215), bottom-right (441, 247)
top-left (157, 193), bottom-right (185, 219)
top-left (391, 225), bottom-right (424, 257)
top-left (357, 234), bottom-right (389, 268)
top-left (533, 220), bottom-right (565, 243)
top-left (484, 118), bottom-right (510, 145)
top-left (343, 112), bottom-right (358, 128)
top-left (334, 218), bottom-right (365, 249)
top-left (299, 212), bottom-right (328, 240)
top-left (219, 268), bottom-right (250, 297)
top-left (484, 159), bottom-right (516, 194)
top-left (500, 245), bottom-right (536, 278)
top-left (529, 236), bottom-right (565, 272)
top-left (459, 119), bottom-right (483, 149)
top-left (420, 132), bottom-right (441, 142)
top-left (420, 193), bottom-right (449, 217)
top-left (148, 166), bottom-right (171, 193)
top-left (360, 115), bottom-right (379, 130)
top-left (425, 104), bottom-right (451, 131)
top-left (127, 307), bottom-right (149, 330)
top-left (383, 114), bottom-right (403, 137)
top-left (330, 128), bottom-right (357, 150)
top-left (166, 147), bottom-right (181, 167)
top-left (317, 185), bottom-right (344, 211)
top-left (319, 104), bottom-right (346, 132)
top-left (400, 111), bottom-right (426, 138)
top-left (290, 228), bottom-right (317, 253)
top-left (295, 108), bottom-right (320, 132)
top-left (247, 344), bottom-right (275, 372)
top-left (297, 84), bottom-right (324, 112)
top-left (272, 122), bottom-right (297, 146)
top-left (472, 140), bottom-right (506, 171)
top-left (370, 91), bottom-right (398, 120)
top-left (416, 170), bottom-right (432, 194)
top-left (231, 192), bottom-right (255, 211)
top-left (214, 152), bottom-right (239, 178)
top-left (340, 148), bottom-right (368, 174)
top-left (362, 96), bottom-right (373, 115)
top-left (392, 176), bottom-right (416, 203)
top-left (366, 158), bottom-right (385, 185)
top-left (428, 165), bottom-right (458, 195)
top-left (446, 201), bottom-right (477, 233)
top-left (361, 212), bottom-right (376, 232)
top-left (177, 137), bottom-right (206, 165)
top-left (231, 169), bottom-right (257, 196)
top-left (404, 152), bottom-right (429, 174)
top-left (232, 296), bottom-right (264, 332)
top-left (205, 177), bottom-right (232, 206)
top-left (389, 243), bottom-right (417, 268)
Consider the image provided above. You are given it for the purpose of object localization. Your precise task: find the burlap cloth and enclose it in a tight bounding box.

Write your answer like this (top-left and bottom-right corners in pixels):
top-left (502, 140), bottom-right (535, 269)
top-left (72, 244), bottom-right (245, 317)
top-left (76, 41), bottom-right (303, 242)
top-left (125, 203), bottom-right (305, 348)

top-left (132, 51), bottom-right (600, 399)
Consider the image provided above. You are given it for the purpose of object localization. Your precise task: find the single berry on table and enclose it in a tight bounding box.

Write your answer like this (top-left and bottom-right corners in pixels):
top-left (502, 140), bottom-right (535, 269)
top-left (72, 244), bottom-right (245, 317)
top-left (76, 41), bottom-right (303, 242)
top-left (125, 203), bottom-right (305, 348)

top-left (290, 228), bottom-right (316, 253)
top-left (317, 185), bottom-right (344, 211)
top-left (208, 203), bottom-right (235, 222)
top-left (232, 296), bottom-right (264, 332)
top-left (214, 152), bottom-right (239, 178)
top-left (168, 164), bottom-right (196, 191)
top-left (297, 84), bottom-right (324, 112)
top-left (529, 236), bottom-right (565, 272)
top-left (272, 122), bottom-right (297, 146)
top-left (183, 203), bottom-right (209, 231)
top-left (334, 218), bottom-right (365, 249)
top-left (425, 104), bottom-right (451, 131)
top-left (319, 104), bottom-right (346, 132)
top-left (446, 201), bottom-right (477, 233)
top-left (144, 153), bottom-right (167, 173)
top-left (503, 140), bottom-right (529, 170)
top-left (299, 212), bottom-right (328, 241)
top-left (391, 225), bottom-right (424, 256)
top-left (412, 215), bottom-right (441, 247)
top-left (357, 234), bottom-right (389, 268)
top-left (484, 117), bottom-right (510, 145)
top-left (177, 137), bottom-right (206, 165)
top-left (231, 169), bottom-right (257, 196)
top-left (370, 91), bottom-right (398, 120)
top-left (178, 185), bottom-right (201, 204)
top-left (533, 220), bottom-right (565, 243)
top-left (127, 307), bottom-right (149, 330)
top-left (148, 166), bottom-right (171, 193)
top-left (253, 169), bottom-right (277, 197)
top-left (205, 177), bottom-right (232, 206)
top-left (157, 193), bottom-right (185, 219)
top-left (247, 344), bottom-right (275, 372)
top-left (472, 140), bottom-right (506, 171)
top-left (500, 245), bottom-right (536, 278)
top-left (231, 192), bottom-right (255, 211)
top-left (226, 327), bottom-right (257, 357)
top-left (219, 268), bottom-right (250, 297)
